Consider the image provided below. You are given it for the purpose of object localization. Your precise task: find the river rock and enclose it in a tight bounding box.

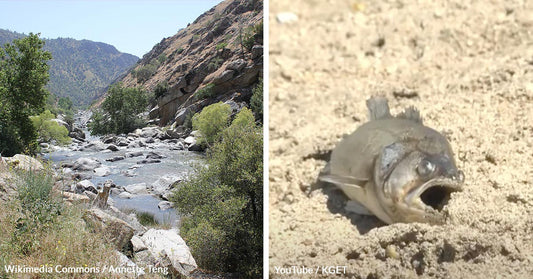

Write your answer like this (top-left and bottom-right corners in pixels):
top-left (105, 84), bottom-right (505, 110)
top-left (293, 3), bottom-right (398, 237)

top-left (140, 127), bottom-right (160, 138)
top-left (187, 142), bottom-right (203, 152)
top-left (93, 166), bottom-right (111, 177)
top-left (83, 208), bottom-right (134, 252)
top-left (126, 151), bottom-right (143, 158)
top-left (145, 137), bottom-right (155, 144)
top-left (151, 175), bottom-right (183, 198)
top-left (121, 169), bottom-right (136, 177)
top-left (158, 201), bottom-right (174, 210)
top-left (116, 137), bottom-right (129, 147)
top-left (137, 159), bottom-right (161, 164)
top-left (3, 154), bottom-right (44, 172)
top-left (140, 229), bottom-right (197, 277)
top-left (119, 192), bottom-right (134, 199)
top-left (83, 141), bottom-right (105, 151)
top-left (106, 145), bottom-right (119, 152)
top-left (183, 136), bottom-right (195, 145)
top-left (106, 156), bottom-right (125, 162)
top-left (73, 157), bottom-right (101, 171)
top-left (76, 180), bottom-right (97, 194)
top-left (124, 183), bottom-right (149, 195)
top-left (146, 151), bottom-right (164, 160)
top-left (102, 136), bottom-right (115, 144)
top-left (69, 127), bottom-right (86, 141)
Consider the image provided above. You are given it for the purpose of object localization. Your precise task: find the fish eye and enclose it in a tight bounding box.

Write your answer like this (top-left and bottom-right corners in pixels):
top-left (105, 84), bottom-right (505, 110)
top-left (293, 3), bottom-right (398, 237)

top-left (417, 158), bottom-right (435, 177)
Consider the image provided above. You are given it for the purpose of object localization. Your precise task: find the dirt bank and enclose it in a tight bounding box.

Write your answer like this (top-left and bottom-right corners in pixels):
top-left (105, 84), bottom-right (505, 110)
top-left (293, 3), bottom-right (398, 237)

top-left (269, 0), bottom-right (533, 278)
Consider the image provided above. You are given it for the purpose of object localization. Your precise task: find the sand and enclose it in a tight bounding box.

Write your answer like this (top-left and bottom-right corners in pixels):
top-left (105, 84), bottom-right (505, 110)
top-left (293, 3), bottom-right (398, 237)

top-left (268, 0), bottom-right (533, 278)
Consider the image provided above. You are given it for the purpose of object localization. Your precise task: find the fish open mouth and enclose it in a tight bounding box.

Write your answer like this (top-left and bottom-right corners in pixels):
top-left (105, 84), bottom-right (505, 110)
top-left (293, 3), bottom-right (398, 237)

top-left (419, 185), bottom-right (456, 211)
top-left (406, 179), bottom-right (463, 212)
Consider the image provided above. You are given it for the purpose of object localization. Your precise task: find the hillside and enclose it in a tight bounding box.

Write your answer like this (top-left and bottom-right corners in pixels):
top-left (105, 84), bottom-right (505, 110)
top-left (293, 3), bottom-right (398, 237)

top-left (115, 0), bottom-right (263, 127)
top-left (0, 29), bottom-right (139, 107)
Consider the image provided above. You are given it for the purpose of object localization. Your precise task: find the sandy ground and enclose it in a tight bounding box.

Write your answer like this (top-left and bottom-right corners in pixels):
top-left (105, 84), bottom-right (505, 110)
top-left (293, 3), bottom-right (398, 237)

top-left (268, 0), bottom-right (533, 278)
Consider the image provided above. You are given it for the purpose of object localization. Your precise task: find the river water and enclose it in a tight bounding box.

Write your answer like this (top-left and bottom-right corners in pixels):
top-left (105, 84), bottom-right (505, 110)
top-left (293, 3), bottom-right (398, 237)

top-left (44, 122), bottom-right (203, 227)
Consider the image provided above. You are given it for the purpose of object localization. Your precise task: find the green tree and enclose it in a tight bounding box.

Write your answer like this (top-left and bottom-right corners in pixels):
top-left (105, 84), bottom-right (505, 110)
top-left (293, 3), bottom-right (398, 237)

top-left (30, 110), bottom-right (71, 145)
top-left (250, 78), bottom-right (263, 121)
top-left (173, 108), bottom-right (263, 277)
top-left (88, 83), bottom-right (147, 135)
top-left (0, 33), bottom-right (52, 156)
top-left (192, 102), bottom-right (232, 147)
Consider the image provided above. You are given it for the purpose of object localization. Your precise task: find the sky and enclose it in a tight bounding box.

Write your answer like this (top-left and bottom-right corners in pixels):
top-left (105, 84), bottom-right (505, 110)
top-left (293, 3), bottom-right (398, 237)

top-left (0, 0), bottom-right (224, 58)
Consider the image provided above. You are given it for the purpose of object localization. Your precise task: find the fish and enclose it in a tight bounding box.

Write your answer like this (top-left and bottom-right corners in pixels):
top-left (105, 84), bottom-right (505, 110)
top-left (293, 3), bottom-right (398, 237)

top-left (319, 96), bottom-right (464, 224)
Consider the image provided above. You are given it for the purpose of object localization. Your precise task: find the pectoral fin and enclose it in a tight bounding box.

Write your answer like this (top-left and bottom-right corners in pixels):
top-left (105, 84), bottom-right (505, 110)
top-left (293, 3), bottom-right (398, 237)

top-left (319, 173), bottom-right (368, 201)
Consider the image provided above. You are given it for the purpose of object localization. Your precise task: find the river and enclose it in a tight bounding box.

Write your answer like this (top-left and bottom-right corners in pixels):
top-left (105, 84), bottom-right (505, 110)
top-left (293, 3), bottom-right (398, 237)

top-left (44, 113), bottom-right (203, 227)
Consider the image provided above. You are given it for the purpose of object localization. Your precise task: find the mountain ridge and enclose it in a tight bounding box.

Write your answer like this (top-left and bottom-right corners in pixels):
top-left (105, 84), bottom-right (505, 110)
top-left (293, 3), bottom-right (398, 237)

top-left (0, 28), bottom-right (139, 107)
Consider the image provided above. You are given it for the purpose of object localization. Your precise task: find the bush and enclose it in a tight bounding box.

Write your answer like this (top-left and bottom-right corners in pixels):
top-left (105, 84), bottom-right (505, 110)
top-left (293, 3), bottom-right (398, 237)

top-left (194, 83), bottom-right (216, 100)
top-left (250, 78), bottom-right (263, 121)
top-left (216, 42), bottom-right (228, 51)
top-left (0, 169), bottom-right (120, 278)
top-left (153, 81), bottom-right (169, 99)
top-left (192, 102), bottom-right (232, 147)
top-left (173, 108), bottom-right (263, 277)
top-left (88, 84), bottom-right (147, 135)
top-left (136, 211), bottom-right (158, 226)
top-left (135, 64), bottom-right (157, 83)
top-left (30, 110), bottom-right (71, 145)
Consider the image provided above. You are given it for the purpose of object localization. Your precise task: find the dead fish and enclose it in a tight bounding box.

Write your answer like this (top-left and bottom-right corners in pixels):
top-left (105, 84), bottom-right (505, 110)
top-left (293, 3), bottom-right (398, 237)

top-left (319, 96), bottom-right (464, 224)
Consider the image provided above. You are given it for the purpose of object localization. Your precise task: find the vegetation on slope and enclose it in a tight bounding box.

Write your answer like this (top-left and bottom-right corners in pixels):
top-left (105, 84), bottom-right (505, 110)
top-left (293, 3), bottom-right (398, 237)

top-left (172, 106), bottom-right (263, 278)
top-left (0, 29), bottom-right (139, 107)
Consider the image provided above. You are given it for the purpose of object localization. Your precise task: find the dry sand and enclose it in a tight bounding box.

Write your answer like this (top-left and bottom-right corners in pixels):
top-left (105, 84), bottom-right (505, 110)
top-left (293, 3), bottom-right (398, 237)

top-left (268, 0), bottom-right (533, 278)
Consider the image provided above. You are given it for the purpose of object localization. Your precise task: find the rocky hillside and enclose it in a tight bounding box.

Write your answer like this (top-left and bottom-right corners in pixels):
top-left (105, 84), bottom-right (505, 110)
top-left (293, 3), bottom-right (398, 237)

top-left (0, 29), bottom-right (139, 107)
top-left (116, 0), bottom-right (263, 127)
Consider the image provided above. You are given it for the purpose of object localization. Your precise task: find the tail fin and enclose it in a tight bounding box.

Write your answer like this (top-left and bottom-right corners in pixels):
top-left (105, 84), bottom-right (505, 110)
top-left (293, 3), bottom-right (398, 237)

top-left (366, 96), bottom-right (392, 120)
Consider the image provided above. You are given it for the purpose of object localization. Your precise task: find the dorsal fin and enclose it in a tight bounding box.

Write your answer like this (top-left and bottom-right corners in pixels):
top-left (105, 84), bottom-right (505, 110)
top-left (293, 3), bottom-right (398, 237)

top-left (366, 96), bottom-right (392, 120)
top-left (396, 106), bottom-right (423, 124)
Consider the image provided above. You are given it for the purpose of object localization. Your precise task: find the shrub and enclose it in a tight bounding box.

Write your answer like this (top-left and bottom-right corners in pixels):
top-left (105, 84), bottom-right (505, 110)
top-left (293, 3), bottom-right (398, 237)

top-left (173, 108), bottom-right (262, 277)
top-left (88, 84), bottom-right (147, 135)
top-left (208, 57), bottom-right (224, 71)
top-left (176, 47), bottom-right (184, 54)
top-left (192, 102), bottom-right (231, 147)
top-left (136, 211), bottom-right (158, 226)
top-left (135, 64), bottom-right (157, 83)
top-left (30, 110), bottom-right (71, 145)
top-left (194, 83), bottom-right (217, 100)
top-left (216, 42), bottom-right (228, 51)
top-left (250, 78), bottom-right (263, 121)
top-left (154, 81), bottom-right (169, 99)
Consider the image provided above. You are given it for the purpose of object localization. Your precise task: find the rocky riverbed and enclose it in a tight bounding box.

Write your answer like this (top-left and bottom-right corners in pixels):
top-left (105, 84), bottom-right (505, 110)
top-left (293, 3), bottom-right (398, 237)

top-left (43, 111), bottom-right (204, 226)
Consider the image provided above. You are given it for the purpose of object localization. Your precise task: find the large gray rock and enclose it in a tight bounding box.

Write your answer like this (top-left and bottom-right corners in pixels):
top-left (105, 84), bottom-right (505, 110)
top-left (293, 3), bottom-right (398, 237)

top-left (151, 174), bottom-right (183, 198)
top-left (115, 251), bottom-right (145, 277)
top-left (141, 229), bottom-right (197, 277)
top-left (76, 180), bottom-right (97, 194)
top-left (226, 59), bottom-right (246, 72)
top-left (83, 208), bottom-right (134, 252)
top-left (72, 157), bottom-right (101, 171)
top-left (93, 166), bottom-right (111, 177)
top-left (124, 183), bottom-right (148, 195)
top-left (3, 154), bottom-right (44, 172)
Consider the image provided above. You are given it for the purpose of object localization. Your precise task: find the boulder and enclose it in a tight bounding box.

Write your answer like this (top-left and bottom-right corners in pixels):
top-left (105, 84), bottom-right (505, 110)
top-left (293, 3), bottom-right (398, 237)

top-left (184, 136), bottom-right (196, 145)
top-left (251, 45), bottom-right (263, 60)
top-left (93, 166), bottom-right (111, 177)
top-left (72, 157), bottom-right (101, 171)
top-left (102, 136), bottom-right (116, 144)
top-left (118, 192), bottom-right (134, 199)
top-left (158, 201), bottom-right (174, 210)
top-left (62, 191), bottom-right (90, 204)
top-left (106, 145), bottom-right (119, 152)
top-left (83, 208), bottom-right (134, 252)
top-left (126, 151), bottom-right (143, 158)
top-left (0, 168), bottom-right (16, 201)
top-left (131, 235), bottom-right (147, 252)
top-left (106, 156), bottom-right (125, 162)
top-left (141, 229), bottom-right (197, 277)
top-left (51, 118), bottom-right (70, 131)
top-left (151, 175), bottom-right (183, 198)
top-left (3, 154), bottom-right (44, 172)
top-left (226, 59), bottom-right (246, 72)
top-left (124, 183), bottom-right (148, 195)
top-left (146, 151), bottom-right (164, 160)
top-left (140, 127), bottom-right (160, 138)
top-left (69, 127), bottom-right (86, 141)
top-left (116, 137), bottom-right (129, 147)
top-left (76, 180), bottom-right (97, 194)
top-left (187, 142), bottom-right (204, 152)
